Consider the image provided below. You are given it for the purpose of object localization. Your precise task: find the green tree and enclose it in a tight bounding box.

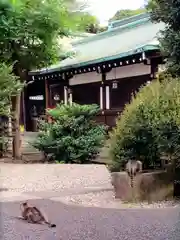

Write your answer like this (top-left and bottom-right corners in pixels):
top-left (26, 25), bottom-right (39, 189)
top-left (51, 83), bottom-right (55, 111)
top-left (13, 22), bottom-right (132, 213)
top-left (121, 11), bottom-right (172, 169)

top-left (0, 63), bottom-right (23, 157)
top-left (76, 12), bottom-right (98, 33)
top-left (146, 0), bottom-right (180, 75)
top-left (147, 0), bottom-right (180, 197)
top-left (0, 63), bottom-right (22, 116)
top-left (109, 8), bottom-right (146, 22)
top-left (0, 0), bottom-right (86, 159)
top-left (76, 12), bottom-right (107, 33)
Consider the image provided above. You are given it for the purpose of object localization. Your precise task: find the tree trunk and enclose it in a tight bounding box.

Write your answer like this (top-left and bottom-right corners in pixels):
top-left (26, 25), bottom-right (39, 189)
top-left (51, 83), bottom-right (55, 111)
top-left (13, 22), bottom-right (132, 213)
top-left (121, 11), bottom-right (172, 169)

top-left (11, 94), bottom-right (21, 159)
top-left (11, 61), bottom-right (27, 160)
top-left (174, 160), bottom-right (180, 198)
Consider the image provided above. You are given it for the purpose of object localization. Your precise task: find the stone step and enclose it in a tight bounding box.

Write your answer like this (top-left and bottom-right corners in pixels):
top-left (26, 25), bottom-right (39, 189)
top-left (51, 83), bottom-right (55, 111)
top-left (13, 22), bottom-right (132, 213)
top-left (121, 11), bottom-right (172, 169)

top-left (22, 152), bottom-right (44, 162)
top-left (1, 152), bottom-right (45, 163)
top-left (7, 131), bottom-right (41, 155)
top-left (21, 131), bottom-right (39, 153)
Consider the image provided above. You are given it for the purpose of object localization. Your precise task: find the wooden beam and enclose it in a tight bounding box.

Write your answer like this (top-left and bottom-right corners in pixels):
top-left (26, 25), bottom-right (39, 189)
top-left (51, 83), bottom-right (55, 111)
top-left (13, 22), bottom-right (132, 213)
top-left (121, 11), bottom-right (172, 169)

top-left (45, 79), bottom-right (49, 109)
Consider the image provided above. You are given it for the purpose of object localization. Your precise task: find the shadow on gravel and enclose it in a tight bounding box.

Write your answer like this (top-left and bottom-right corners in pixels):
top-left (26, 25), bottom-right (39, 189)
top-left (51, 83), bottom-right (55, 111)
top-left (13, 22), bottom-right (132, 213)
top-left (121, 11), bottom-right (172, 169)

top-left (0, 198), bottom-right (179, 240)
top-left (0, 188), bottom-right (9, 192)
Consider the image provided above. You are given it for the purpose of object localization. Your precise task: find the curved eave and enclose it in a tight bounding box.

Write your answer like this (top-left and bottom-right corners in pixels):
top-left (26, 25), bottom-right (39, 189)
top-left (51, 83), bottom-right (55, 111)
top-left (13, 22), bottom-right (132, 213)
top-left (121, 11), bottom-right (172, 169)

top-left (29, 44), bottom-right (160, 75)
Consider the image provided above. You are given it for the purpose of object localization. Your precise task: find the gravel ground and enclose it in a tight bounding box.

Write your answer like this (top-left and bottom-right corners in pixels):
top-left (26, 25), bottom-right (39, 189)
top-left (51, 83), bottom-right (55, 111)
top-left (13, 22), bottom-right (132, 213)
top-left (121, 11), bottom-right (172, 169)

top-left (1, 199), bottom-right (180, 240)
top-left (0, 164), bottom-right (112, 192)
top-left (54, 190), bottom-right (180, 209)
top-left (0, 163), bottom-right (180, 239)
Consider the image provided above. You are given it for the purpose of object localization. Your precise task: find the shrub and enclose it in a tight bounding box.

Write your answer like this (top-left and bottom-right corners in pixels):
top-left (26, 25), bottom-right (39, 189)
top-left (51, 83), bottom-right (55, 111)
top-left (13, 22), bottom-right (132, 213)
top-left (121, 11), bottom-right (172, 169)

top-left (0, 137), bottom-right (9, 157)
top-left (109, 74), bottom-right (180, 172)
top-left (0, 63), bottom-right (22, 158)
top-left (33, 103), bottom-right (106, 163)
top-left (0, 116), bottom-right (9, 158)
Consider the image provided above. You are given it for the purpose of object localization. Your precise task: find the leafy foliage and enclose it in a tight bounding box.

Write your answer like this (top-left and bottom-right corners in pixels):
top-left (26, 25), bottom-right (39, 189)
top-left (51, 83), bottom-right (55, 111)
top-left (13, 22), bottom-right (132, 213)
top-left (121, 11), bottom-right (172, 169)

top-left (0, 0), bottom-right (91, 158)
top-left (0, 0), bottom-right (103, 72)
top-left (0, 63), bottom-right (22, 116)
top-left (109, 75), bottom-right (180, 172)
top-left (109, 8), bottom-right (146, 22)
top-left (75, 12), bottom-right (108, 33)
top-left (33, 103), bottom-right (106, 163)
top-left (75, 12), bottom-right (99, 33)
top-left (0, 0), bottom-right (82, 71)
top-left (0, 135), bottom-right (9, 158)
top-left (0, 63), bottom-right (22, 157)
top-left (147, 0), bottom-right (180, 75)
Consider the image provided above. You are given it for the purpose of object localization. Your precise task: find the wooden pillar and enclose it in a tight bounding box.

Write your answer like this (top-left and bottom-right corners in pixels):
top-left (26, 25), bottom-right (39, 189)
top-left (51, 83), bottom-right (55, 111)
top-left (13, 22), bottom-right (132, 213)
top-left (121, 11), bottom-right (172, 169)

top-left (68, 88), bottom-right (73, 105)
top-left (99, 72), bottom-right (107, 110)
top-left (100, 85), bottom-right (103, 109)
top-left (19, 90), bottom-right (26, 128)
top-left (105, 85), bottom-right (110, 110)
top-left (64, 86), bottom-right (68, 105)
top-left (69, 93), bottom-right (73, 105)
top-left (45, 79), bottom-right (51, 123)
top-left (45, 79), bottom-right (49, 109)
top-left (150, 58), bottom-right (159, 79)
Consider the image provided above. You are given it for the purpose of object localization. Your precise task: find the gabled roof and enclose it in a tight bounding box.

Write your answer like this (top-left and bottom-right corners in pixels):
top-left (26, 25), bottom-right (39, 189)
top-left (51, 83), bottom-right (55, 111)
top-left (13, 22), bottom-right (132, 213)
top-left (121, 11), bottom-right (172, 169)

top-left (31, 13), bottom-right (165, 75)
top-left (57, 33), bottom-right (95, 55)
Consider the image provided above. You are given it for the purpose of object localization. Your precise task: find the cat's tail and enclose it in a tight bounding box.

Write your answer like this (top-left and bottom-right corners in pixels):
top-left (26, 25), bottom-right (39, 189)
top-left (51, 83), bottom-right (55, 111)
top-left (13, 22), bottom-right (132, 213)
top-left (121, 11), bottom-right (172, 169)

top-left (45, 221), bottom-right (56, 228)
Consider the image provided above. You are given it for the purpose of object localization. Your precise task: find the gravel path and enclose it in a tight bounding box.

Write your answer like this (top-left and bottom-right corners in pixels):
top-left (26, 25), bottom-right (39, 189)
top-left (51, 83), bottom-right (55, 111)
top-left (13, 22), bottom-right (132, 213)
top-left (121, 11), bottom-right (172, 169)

top-left (0, 163), bottom-right (180, 239)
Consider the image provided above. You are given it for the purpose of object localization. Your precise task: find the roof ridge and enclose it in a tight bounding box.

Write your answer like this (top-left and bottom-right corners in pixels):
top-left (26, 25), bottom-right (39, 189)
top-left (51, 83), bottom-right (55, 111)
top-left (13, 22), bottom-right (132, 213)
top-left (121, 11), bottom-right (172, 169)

top-left (70, 32), bottom-right (96, 38)
top-left (108, 12), bottom-right (149, 29)
top-left (72, 13), bottom-right (151, 46)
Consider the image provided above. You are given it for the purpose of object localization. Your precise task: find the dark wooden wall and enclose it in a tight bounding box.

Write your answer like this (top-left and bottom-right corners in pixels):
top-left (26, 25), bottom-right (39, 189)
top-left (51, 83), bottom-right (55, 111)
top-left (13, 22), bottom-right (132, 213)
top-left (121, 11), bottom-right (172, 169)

top-left (24, 80), bottom-right (46, 131)
top-left (96, 74), bottom-right (151, 128)
top-left (48, 79), bottom-right (66, 107)
top-left (49, 83), bottom-right (64, 107)
top-left (72, 82), bottom-right (100, 106)
top-left (24, 73), bottom-right (151, 131)
top-left (109, 74), bottom-right (150, 109)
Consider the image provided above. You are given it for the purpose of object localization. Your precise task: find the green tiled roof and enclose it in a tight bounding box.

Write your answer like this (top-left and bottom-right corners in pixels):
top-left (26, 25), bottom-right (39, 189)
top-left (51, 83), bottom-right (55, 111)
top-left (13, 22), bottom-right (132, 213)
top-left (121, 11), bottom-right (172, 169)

top-left (31, 13), bottom-right (165, 75)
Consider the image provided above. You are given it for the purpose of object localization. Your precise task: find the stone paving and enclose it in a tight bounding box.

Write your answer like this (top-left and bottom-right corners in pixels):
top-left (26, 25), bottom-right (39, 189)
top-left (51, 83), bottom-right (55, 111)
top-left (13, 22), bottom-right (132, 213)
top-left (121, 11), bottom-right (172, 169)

top-left (0, 164), bottom-right (180, 240)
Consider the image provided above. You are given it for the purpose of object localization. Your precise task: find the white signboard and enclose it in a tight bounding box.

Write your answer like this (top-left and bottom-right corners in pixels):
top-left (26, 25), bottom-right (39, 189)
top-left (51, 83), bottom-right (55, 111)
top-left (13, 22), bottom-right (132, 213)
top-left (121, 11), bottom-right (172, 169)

top-left (29, 95), bottom-right (44, 100)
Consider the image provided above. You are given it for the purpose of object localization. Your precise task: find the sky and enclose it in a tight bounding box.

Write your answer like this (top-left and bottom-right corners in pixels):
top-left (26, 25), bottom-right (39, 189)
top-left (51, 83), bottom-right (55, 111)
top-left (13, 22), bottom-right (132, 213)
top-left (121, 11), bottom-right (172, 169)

top-left (87, 0), bottom-right (146, 25)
